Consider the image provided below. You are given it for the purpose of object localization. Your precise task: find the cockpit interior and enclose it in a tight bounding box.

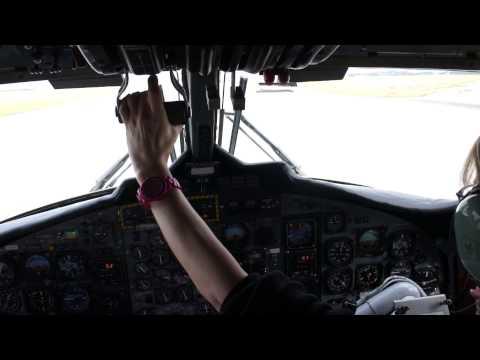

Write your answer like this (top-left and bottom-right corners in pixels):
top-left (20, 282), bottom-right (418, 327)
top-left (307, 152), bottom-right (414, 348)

top-left (0, 45), bottom-right (478, 315)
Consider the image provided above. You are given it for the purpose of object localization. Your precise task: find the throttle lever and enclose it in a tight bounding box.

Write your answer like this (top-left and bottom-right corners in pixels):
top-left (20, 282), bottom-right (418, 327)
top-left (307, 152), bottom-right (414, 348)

top-left (115, 72), bottom-right (188, 126)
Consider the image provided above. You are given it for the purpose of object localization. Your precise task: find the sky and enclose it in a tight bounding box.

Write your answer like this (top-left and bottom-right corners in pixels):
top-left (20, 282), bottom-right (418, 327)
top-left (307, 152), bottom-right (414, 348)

top-left (1, 69), bottom-right (480, 221)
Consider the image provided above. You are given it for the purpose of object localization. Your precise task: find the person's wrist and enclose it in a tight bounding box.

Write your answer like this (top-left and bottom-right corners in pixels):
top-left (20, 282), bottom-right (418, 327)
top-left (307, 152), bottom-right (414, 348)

top-left (136, 165), bottom-right (171, 185)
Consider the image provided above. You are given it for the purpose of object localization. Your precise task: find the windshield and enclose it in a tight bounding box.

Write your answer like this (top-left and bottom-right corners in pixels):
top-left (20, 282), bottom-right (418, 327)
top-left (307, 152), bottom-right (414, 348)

top-left (2, 68), bottom-right (480, 221)
top-left (0, 72), bottom-right (183, 222)
top-left (222, 68), bottom-right (480, 199)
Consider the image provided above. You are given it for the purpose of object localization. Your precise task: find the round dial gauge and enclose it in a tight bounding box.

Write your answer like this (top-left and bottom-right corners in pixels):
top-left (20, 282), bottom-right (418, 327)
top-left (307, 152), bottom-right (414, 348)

top-left (25, 255), bottom-right (50, 279)
top-left (286, 221), bottom-right (315, 248)
top-left (0, 290), bottom-right (21, 313)
top-left (62, 287), bottom-right (90, 313)
top-left (414, 263), bottom-right (437, 283)
top-left (155, 288), bottom-right (174, 305)
top-left (391, 231), bottom-right (415, 258)
top-left (132, 246), bottom-right (150, 261)
top-left (357, 264), bottom-right (381, 290)
top-left (325, 269), bottom-right (353, 294)
top-left (0, 260), bottom-right (15, 288)
top-left (135, 262), bottom-right (150, 276)
top-left (327, 238), bottom-right (353, 266)
top-left (414, 263), bottom-right (439, 294)
top-left (175, 286), bottom-right (194, 302)
top-left (154, 268), bottom-right (172, 282)
top-left (224, 224), bottom-right (248, 242)
top-left (152, 252), bottom-right (171, 267)
top-left (172, 273), bottom-right (189, 286)
top-left (358, 229), bottom-right (383, 256)
top-left (57, 254), bottom-right (86, 279)
top-left (101, 296), bottom-right (120, 314)
top-left (92, 225), bottom-right (110, 244)
top-left (390, 260), bottom-right (412, 278)
top-left (136, 279), bottom-right (152, 291)
top-left (26, 289), bottom-right (55, 314)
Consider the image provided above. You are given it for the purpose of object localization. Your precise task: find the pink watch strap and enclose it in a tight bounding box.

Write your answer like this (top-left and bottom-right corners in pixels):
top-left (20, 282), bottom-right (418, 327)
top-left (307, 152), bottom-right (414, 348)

top-left (136, 175), bottom-right (182, 209)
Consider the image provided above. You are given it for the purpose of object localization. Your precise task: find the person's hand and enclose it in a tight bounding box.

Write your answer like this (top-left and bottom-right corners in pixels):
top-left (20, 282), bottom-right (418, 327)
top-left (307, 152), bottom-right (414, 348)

top-left (470, 286), bottom-right (480, 300)
top-left (470, 286), bottom-right (480, 315)
top-left (119, 74), bottom-right (183, 184)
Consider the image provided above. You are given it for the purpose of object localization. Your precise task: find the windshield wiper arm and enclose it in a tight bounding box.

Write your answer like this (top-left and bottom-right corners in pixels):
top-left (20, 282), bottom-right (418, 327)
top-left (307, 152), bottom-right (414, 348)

top-left (224, 112), bottom-right (301, 174)
top-left (225, 115), bottom-right (276, 162)
top-left (91, 153), bottom-right (129, 192)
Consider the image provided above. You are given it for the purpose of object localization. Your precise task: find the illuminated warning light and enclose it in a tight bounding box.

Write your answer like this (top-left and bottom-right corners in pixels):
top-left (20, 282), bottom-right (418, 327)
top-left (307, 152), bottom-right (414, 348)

top-left (64, 230), bottom-right (79, 240)
top-left (105, 263), bottom-right (114, 270)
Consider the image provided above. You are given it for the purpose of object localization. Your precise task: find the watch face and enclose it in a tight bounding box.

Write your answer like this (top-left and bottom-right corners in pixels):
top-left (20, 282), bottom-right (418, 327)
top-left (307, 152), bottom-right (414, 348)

top-left (143, 178), bottom-right (166, 198)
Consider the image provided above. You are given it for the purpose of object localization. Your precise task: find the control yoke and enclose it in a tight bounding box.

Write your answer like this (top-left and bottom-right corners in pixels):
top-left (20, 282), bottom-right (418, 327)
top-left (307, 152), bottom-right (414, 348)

top-left (355, 276), bottom-right (450, 315)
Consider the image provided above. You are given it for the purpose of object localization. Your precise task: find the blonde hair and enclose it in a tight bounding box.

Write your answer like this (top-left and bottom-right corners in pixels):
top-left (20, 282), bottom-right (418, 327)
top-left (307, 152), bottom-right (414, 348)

top-left (462, 137), bottom-right (480, 187)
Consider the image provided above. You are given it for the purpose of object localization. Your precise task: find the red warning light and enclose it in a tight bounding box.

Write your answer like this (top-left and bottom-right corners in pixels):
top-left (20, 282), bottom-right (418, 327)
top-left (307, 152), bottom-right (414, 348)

top-left (263, 70), bottom-right (275, 85)
top-left (277, 70), bottom-right (289, 84)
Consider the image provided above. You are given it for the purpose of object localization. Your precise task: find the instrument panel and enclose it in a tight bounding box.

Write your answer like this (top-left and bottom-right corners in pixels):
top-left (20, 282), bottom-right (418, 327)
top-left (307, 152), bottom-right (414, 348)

top-left (284, 195), bottom-right (446, 307)
top-left (0, 208), bottom-right (130, 314)
top-left (0, 174), bottom-right (449, 315)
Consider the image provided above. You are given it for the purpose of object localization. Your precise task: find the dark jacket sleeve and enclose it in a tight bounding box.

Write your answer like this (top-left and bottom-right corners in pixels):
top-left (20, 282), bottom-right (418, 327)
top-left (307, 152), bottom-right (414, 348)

top-left (220, 271), bottom-right (354, 315)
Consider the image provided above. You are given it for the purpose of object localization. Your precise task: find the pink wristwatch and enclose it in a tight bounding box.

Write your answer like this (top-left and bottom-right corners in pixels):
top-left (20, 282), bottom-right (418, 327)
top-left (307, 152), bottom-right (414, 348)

top-left (136, 175), bottom-right (182, 209)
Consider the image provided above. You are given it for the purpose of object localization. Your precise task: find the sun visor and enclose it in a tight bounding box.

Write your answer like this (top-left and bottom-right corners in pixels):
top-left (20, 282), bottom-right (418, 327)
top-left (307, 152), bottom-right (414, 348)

top-left (3, 45), bottom-right (480, 88)
top-left (49, 75), bottom-right (123, 89)
top-left (289, 65), bottom-right (348, 82)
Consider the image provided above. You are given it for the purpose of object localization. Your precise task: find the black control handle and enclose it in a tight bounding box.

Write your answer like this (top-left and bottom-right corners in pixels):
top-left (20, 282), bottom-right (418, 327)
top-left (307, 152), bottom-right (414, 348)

top-left (163, 101), bottom-right (189, 126)
top-left (116, 100), bottom-right (188, 126)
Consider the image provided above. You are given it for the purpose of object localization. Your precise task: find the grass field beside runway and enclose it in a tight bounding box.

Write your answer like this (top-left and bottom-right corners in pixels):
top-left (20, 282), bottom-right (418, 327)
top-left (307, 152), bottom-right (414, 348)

top-left (0, 87), bottom-right (116, 117)
top-left (302, 74), bottom-right (480, 97)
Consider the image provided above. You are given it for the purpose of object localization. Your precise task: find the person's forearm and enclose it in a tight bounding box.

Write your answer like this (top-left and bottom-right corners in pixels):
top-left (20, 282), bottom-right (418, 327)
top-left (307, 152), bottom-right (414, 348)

top-left (119, 75), bottom-right (246, 311)
top-left (150, 187), bottom-right (248, 311)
